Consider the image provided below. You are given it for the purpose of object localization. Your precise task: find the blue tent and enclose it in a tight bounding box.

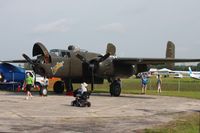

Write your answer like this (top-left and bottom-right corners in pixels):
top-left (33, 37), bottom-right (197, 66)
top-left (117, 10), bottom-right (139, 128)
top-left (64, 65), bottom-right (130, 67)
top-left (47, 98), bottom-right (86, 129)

top-left (0, 63), bottom-right (25, 90)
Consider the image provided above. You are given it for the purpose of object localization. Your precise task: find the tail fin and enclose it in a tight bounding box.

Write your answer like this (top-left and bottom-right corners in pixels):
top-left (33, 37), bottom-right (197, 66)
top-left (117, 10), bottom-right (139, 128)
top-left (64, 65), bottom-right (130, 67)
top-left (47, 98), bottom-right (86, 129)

top-left (188, 67), bottom-right (192, 75)
top-left (166, 41), bottom-right (175, 69)
top-left (106, 43), bottom-right (116, 56)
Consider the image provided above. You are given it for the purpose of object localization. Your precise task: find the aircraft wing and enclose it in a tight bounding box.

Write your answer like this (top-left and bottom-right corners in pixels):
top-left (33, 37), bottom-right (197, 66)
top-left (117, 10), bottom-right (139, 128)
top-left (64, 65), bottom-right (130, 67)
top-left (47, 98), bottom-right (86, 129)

top-left (113, 57), bottom-right (200, 65)
top-left (0, 59), bottom-right (28, 63)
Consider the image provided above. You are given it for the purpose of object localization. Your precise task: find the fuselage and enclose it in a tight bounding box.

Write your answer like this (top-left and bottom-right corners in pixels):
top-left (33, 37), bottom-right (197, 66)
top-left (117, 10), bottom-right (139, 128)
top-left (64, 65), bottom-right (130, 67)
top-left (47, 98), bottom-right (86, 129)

top-left (34, 48), bottom-right (134, 83)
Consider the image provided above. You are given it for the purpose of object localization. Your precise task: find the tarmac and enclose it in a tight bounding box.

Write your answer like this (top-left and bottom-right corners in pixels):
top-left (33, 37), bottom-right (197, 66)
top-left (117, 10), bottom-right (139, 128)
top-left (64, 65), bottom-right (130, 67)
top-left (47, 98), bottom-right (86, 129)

top-left (0, 91), bottom-right (200, 133)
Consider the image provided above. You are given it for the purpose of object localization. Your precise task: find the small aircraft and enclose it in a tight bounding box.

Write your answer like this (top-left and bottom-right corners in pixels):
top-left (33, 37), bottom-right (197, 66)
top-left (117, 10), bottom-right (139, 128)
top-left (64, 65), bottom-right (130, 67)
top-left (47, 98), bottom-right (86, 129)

top-left (2, 41), bottom-right (200, 96)
top-left (188, 67), bottom-right (200, 80)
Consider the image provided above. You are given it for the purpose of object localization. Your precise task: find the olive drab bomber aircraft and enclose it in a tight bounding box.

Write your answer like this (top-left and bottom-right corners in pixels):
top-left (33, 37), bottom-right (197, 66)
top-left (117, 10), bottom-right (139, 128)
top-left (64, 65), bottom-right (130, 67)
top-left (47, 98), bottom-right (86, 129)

top-left (3, 41), bottom-right (200, 96)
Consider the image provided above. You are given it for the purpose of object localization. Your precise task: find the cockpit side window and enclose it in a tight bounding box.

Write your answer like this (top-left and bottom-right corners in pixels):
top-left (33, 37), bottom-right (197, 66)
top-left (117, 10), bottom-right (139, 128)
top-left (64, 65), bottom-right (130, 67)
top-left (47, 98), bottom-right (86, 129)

top-left (50, 49), bottom-right (69, 57)
top-left (61, 51), bottom-right (67, 57)
top-left (50, 50), bottom-right (59, 56)
top-left (67, 52), bottom-right (71, 57)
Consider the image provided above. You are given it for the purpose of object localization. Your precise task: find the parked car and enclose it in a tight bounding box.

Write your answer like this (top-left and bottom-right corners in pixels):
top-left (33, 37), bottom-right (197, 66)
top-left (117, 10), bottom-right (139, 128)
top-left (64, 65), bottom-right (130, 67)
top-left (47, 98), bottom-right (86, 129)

top-left (174, 73), bottom-right (183, 78)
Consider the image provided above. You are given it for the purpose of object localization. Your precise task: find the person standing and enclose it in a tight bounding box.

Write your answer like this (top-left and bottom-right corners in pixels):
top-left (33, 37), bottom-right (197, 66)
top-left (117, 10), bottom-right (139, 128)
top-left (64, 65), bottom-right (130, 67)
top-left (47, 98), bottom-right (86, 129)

top-left (141, 75), bottom-right (148, 94)
top-left (23, 73), bottom-right (34, 100)
top-left (157, 74), bottom-right (162, 94)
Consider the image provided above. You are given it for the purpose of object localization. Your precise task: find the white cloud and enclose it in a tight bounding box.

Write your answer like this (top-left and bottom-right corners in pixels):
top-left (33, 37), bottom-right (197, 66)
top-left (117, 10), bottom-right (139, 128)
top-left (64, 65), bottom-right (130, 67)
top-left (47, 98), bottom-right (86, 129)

top-left (97, 22), bottom-right (126, 33)
top-left (33, 19), bottom-right (72, 33)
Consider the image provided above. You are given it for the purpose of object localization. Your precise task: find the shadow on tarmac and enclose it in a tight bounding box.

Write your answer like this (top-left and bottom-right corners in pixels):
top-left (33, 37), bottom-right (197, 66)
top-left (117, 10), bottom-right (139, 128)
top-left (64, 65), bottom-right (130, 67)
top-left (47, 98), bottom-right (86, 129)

top-left (91, 93), bottom-right (156, 99)
top-left (0, 90), bottom-right (156, 100)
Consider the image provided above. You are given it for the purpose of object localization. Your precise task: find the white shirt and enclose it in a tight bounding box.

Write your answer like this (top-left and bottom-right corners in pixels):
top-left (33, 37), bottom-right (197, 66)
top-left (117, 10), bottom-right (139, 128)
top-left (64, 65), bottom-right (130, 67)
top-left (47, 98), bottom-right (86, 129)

top-left (80, 84), bottom-right (87, 94)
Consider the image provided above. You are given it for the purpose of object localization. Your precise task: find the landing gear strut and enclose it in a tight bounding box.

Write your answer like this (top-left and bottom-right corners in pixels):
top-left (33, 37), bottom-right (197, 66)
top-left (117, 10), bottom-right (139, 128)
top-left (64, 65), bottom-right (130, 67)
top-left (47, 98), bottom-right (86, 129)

top-left (109, 79), bottom-right (121, 96)
top-left (64, 79), bottom-right (73, 96)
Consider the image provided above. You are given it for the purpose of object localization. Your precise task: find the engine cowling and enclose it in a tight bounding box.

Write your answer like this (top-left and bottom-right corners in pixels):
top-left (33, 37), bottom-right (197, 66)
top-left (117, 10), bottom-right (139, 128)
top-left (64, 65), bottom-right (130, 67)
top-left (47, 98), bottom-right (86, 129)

top-left (97, 59), bottom-right (134, 78)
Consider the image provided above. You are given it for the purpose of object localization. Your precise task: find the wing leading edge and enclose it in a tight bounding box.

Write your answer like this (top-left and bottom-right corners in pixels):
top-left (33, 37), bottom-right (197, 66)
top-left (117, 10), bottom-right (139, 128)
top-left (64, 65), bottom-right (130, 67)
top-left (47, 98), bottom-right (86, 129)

top-left (0, 59), bottom-right (27, 63)
top-left (113, 57), bottom-right (200, 65)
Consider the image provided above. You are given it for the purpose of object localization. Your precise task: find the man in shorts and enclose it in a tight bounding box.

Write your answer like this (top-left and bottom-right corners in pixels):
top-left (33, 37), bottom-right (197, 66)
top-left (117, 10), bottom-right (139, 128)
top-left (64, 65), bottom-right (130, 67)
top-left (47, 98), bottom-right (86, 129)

top-left (23, 73), bottom-right (34, 100)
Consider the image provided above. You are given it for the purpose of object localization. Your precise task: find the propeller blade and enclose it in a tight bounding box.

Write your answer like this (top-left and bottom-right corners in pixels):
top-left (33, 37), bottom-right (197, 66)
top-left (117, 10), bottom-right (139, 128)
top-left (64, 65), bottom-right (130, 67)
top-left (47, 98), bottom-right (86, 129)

top-left (97, 53), bottom-right (110, 63)
top-left (76, 53), bottom-right (87, 63)
top-left (76, 53), bottom-right (110, 92)
top-left (22, 54), bottom-right (34, 65)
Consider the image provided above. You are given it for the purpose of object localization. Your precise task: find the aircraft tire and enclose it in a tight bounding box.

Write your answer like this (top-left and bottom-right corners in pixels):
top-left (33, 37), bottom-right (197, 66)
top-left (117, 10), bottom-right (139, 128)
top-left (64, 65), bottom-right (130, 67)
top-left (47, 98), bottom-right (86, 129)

top-left (53, 81), bottom-right (65, 94)
top-left (87, 102), bottom-right (91, 107)
top-left (71, 100), bottom-right (76, 106)
top-left (39, 87), bottom-right (48, 96)
top-left (110, 81), bottom-right (121, 97)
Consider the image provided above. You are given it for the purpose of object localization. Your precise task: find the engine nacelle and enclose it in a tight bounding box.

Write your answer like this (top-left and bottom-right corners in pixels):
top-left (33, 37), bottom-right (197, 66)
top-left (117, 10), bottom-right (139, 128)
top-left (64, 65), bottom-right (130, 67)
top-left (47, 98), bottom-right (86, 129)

top-left (97, 59), bottom-right (134, 78)
top-left (113, 64), bottom-right (134, 78)
top-left (135, 64), bottom-right (149, 76)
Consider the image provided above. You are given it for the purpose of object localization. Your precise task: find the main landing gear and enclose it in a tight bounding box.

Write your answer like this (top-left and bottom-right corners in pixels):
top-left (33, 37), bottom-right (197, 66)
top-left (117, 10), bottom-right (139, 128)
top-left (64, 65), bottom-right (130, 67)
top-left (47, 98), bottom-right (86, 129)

top-left (53, 79), bottom-right (122, 97)
top-left (53, 80), bottom-right (73, 95)
top-left (53, 81), bottom-right (65, 94)
top-left (109, 79), bottom-right (121, 96)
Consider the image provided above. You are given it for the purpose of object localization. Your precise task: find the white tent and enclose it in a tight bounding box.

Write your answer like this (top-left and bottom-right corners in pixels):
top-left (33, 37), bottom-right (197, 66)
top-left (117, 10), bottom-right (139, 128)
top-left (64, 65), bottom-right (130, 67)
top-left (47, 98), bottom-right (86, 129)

top-left (158, 68), bottom-right (173, 72)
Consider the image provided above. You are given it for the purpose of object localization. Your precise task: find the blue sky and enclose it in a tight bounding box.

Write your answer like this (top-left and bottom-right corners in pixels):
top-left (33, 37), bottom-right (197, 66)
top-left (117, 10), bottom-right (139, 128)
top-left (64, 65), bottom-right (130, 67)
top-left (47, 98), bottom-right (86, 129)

top-left (0, 0), bottom-right (200, 61)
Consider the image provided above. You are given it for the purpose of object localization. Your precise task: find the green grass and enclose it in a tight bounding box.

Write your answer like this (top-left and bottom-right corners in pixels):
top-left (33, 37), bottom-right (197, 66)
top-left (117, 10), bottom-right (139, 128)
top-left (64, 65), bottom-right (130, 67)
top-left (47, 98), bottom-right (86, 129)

top-left (47, 76), bottom-right (200, 99)
top-left (89, 77), bottom-right (200, 99)
top-left (144, 112), bottom-right (200, 133)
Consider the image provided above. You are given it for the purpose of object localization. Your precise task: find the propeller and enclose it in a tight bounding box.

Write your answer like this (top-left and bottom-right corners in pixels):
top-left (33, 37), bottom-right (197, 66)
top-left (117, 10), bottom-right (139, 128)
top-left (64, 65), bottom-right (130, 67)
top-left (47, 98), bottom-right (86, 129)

top-left (96, 53), bottom-right (110, 62)
top-left (76, 53), bottom-right (88, 63)
top-left (22, 53), bottom-right (35, 65)
top-left (22, 53), bottom-right (45, 76)
top-left (76, 53), bottom-right (110, 91)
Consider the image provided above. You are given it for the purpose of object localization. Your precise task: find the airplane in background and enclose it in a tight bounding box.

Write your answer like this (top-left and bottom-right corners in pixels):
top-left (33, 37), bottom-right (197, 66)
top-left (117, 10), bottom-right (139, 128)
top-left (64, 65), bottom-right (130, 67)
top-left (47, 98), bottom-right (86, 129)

top-left (188, 67), bottom-right (200, 80)
top-left (2, 41), bottom-right (200, 96)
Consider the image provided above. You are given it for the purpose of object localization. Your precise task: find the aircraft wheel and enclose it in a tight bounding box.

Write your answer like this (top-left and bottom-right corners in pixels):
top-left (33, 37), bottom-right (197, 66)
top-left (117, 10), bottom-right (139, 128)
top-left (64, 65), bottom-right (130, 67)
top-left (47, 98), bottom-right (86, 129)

top-left (71, 100), bottom-right (76, 106)
top-left (110, 81), bottom-right (121, 97)
top-left (40, 87), bottom-right (48, 96)
top-left (53, 81), bottom-right (64, 94)
top-left (87, 102), bottom-right (91, 107)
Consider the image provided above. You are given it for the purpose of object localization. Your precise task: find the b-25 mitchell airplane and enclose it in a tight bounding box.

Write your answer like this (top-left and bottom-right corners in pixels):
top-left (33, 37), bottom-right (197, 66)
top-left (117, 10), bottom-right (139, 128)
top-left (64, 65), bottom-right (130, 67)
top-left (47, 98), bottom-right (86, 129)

top-left (3, 41), bottom-right (200, 96)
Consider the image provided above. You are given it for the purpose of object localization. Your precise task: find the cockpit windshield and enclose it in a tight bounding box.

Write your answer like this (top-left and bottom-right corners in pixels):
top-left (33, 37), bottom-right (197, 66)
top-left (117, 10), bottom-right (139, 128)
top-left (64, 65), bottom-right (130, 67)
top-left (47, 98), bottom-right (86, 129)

top-left (50, 49), bottom-right (69, 57)
top-left (49, 45), bottom-right (88, 57)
